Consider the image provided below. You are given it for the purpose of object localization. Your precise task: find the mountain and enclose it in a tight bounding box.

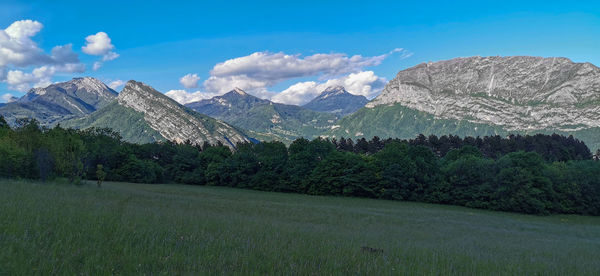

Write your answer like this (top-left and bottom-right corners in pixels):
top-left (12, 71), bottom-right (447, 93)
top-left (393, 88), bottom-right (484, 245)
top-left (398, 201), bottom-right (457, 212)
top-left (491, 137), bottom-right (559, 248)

top-left (185, 88), bottom-right (338, 143)
top-left (0, 77), bottom-right (117, 126)
top-left (64, 81), bottom-right (250, 147)
top-left (0, 95), bottom-right (18, 108)
top-left (302, 86), bottom-right (368, 116)
top-left (327, 56), bottom-right (600, 150)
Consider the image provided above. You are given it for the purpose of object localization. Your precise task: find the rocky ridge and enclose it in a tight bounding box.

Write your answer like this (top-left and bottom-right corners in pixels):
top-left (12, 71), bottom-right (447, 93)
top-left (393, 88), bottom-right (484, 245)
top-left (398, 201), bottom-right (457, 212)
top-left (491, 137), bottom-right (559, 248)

top-left (366, 56), bottom-right (600, 131)
top-left (117, 81), bottom-right (249, 147)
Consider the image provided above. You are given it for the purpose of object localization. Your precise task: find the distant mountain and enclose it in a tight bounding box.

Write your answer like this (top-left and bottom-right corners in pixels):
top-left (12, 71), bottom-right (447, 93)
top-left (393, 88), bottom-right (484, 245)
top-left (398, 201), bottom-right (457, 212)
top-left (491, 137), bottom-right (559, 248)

top-left (0, 95), bottom-right (18, 108)
top-left (186, 88), bottom-right (338, 142)
top-left (64, 81), bottom-right (250, 148)
top-left (0, 77), bottom-right (117, 126)
top-left (303, 86), bottom-right (368, 116)
top-left (327, 56), bottom-right (600, 150)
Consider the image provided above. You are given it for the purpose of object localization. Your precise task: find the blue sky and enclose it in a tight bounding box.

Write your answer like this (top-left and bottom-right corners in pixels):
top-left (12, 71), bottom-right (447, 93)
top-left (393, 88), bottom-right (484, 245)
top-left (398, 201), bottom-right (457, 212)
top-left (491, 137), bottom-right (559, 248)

top-left (1, 0), bottom-right (599, 104)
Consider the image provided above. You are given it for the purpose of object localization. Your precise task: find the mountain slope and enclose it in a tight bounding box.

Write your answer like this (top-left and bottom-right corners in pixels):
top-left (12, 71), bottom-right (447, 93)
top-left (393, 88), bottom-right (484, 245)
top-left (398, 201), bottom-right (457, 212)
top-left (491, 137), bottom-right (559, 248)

top-left (186, 88), bottom-right (338, 142)
top-left (62, 101), bottom-right (165, 144)
top-left (64, 81), bottom-right (250, 147)
top-left (303, 86), bottom-right (368, 116)
top-left (328, 56), bottom-right (600, 150)
top-left (327, 104), bottom-right (508, 139)
top-left (0, 77), bottom-right (117, 126)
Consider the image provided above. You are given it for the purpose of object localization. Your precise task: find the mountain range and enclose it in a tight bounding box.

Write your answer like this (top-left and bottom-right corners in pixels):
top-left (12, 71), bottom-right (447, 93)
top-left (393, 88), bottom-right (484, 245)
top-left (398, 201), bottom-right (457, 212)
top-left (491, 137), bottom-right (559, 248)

top-left (0, 77), bottom-right (117, 126)
top-left (2, 55), bottom-right (600, 150)
top-left (63, 81), bottom-right (250, 148)
top-left (327, 56), bottom-right (600, 150)
top-left (185, 88), bottom-right (339, 142)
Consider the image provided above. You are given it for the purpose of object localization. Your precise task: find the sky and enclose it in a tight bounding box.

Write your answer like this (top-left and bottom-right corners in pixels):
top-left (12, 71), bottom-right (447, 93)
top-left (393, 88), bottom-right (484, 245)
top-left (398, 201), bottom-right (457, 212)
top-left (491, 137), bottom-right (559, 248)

top-left (1, 0), bottom-right (599, 104)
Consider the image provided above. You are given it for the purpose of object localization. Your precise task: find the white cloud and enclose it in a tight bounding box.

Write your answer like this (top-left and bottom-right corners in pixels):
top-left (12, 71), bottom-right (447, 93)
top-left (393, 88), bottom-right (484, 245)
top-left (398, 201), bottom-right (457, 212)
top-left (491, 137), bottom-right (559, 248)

top-left (1, 93), bottom-right (17, 103)
top-left (170, 49), bottom-right (408, 105)
top-left (108, 80), bottom-right (125, 90)
top-left (102, 51), bottom-right (119, 61)
top-left (271, 71), bottom-right (386, 105)
top-left (6, 63), bottom-right (85, 92)
top-left (82, 32), bottom-right (115, 55)
top-left (82, 31), bottom-right (118, 70)
top-left (0, 20), bottom-right (86, 91)
top-left (92, 61), bottom-right (102, 71)
top-left (0, 20), bottom-right (45, 67)
top-left (179, 73), bottom-right (200, 89)
top-left (165, 89), bottom-right (221, 104)
top-left (170, 70), bottom-right (387, 106)
top-left (271, 81), bottom-right (320, 106)
top-left (0, 20), bottom-right (82, 68)
top-left (203, 49), bottom-right (409, 94)
top-left (0, 66), bottom-right (6, 81)
top-left (204, 74), bottom-right (270, 93)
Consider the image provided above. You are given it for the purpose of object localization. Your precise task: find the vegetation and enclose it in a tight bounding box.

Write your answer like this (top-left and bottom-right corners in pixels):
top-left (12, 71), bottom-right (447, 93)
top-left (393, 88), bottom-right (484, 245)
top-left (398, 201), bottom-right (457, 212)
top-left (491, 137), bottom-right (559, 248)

top-left (327, 103), bottom-right (600, 151)
top-left (186, 91), bottom-right (338, 143)
top-left (1, 116), bottom-right (599, 215)
top-left (61, 101), bottom-right (166, 144)
top-left (1, 179), bottom-right (599, 274)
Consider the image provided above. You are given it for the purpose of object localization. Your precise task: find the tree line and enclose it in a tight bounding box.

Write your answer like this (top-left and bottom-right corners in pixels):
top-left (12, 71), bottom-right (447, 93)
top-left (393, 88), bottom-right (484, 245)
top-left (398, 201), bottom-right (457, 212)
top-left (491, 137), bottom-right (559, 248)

top-left (1, 116), bottom-right (599, 215)
top-left (333, 134), bottom-right (592, 161)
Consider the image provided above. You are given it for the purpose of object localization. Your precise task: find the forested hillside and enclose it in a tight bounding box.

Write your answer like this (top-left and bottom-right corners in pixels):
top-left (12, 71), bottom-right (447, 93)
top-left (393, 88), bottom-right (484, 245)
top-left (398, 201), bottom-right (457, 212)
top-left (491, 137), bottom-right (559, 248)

top-left (1, 116), bottom-right (599, 215)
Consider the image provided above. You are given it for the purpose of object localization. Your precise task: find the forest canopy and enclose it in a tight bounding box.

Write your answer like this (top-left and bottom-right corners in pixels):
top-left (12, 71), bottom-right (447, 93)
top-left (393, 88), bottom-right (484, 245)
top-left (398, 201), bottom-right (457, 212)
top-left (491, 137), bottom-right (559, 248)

top-left (1, 116), bottom-right (599, 216)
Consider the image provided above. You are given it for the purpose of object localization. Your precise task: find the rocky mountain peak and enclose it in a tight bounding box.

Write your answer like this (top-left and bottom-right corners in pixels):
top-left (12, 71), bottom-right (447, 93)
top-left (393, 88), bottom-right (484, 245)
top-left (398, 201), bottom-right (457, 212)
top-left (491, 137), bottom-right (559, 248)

top-left (20, 77), bottom-right (117, 103)
top-left (324, 85), bottom-right (346, 92)
top-left (0, 77), bottom-right (118, 126)
top-left (220, 88), bottom-right (255, 100)
top-left (319, 86), bottom-right (348, 98)
top-left (118, 80), bottom-right (185, 117)
top-left (303, 86), bottom-right (368, 116)
top-left (119, 80), bottom-right (160, 101)
top-left (70, 77), bottom-right (113, 94)
top-left (233, 87), bottom-right (247, 95)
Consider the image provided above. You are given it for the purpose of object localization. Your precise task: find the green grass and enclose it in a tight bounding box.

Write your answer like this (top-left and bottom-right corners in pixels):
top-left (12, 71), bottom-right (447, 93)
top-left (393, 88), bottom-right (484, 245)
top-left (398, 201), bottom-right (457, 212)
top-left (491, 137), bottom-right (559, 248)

top-left (1, 179), bottom-right (599, 275)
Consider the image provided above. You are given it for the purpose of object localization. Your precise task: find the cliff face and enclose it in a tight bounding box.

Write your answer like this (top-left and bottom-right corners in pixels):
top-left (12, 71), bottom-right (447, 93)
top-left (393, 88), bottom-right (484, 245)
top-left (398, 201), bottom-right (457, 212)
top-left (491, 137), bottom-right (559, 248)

top-left (117, 81), bottom-right (250, 147)
top-left (367, 56), bottom-right (600, 131)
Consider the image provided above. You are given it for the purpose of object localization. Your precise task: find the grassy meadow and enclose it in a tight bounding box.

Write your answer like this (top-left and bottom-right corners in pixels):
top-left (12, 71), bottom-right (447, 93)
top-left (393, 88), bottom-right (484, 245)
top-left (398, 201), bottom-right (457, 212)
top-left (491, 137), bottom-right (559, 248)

top-left (1, 179), bottom-right (599, 275)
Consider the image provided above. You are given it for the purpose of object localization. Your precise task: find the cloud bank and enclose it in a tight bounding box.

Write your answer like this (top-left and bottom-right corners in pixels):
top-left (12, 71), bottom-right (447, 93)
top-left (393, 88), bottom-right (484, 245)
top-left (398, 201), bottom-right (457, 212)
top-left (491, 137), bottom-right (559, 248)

top-left (0, 20), bottom-right (86, 91)
top-left (204, 49), bottom-right (407, 93)
top-left (271, 71), bottom-right (386, 105)
top-left (171, 49), bottom-right (409, 105)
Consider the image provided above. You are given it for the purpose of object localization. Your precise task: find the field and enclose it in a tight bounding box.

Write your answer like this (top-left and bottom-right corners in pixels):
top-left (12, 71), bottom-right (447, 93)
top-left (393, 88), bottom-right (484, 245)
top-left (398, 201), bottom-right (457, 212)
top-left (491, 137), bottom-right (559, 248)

top-left (1, 180), bottom-right (599, 275)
